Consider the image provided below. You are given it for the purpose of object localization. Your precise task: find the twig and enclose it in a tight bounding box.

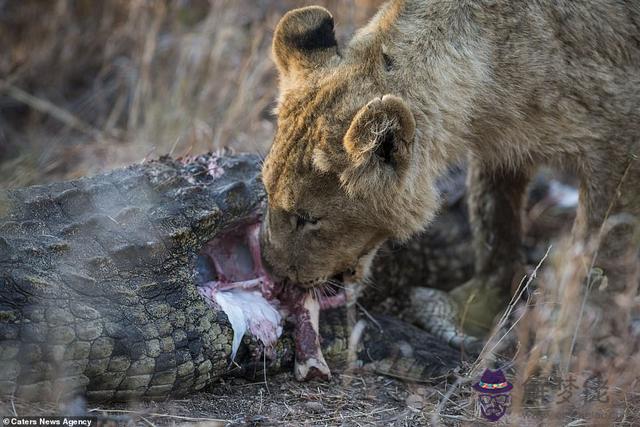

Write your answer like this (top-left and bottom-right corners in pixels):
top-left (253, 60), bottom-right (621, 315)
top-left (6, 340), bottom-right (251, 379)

top-left (0, 83), bottom-right (106, 139)
top-left (88, 408), bottom-right (227, 424)
top-left (263, 350), bottom-right (271, 396)
top-left (310, 407), bottom-right (395, 423)
top-left (356, 301), bottom-right (383, 332)
top-left (471, 245), bottom-right (552, 374)
top-left (139, 416), bottom-right (156, 427)
top-left (431, 375), bottom-right (471, 426)
top-left (438, 413), bottom-right (476, 422)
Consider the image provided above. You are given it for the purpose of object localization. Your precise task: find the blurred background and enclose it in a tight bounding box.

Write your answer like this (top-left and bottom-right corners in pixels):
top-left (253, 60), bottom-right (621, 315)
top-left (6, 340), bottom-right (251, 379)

top-left (0, 0), bottom-right (382, 189)
top-left (2, 3), bottom-right (638, 422)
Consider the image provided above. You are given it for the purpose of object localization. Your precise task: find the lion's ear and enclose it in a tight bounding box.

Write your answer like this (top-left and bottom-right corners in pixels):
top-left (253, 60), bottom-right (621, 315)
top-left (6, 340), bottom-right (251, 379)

top-left (272, 6), bottom-right (339, 78)
top-left (341, 95), bottom-right (416, 196)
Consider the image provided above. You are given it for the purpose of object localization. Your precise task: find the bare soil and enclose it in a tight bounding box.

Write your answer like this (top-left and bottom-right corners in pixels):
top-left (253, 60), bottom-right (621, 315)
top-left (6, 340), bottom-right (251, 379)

top-left (4, 369), bottom-right (639, 426)
top-left (2, 370), bottom-right (456, 426)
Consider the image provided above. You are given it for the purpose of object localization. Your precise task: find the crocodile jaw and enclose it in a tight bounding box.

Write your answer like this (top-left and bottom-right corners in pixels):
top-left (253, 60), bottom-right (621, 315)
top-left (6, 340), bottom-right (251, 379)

top-left (197, 222), bottom-right (281, 360)
top-left (196, 220), bottom-right (338, 381)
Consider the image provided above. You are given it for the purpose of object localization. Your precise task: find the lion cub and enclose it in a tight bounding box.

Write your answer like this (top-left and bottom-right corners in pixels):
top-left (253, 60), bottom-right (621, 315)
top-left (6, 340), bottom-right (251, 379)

top-left (260, 1), bottom-right (640, 341)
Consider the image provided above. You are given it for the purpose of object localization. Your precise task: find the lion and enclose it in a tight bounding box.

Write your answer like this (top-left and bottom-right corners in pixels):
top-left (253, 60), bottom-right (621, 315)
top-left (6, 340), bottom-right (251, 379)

top-left (260, 1), bottom-right (640, 342)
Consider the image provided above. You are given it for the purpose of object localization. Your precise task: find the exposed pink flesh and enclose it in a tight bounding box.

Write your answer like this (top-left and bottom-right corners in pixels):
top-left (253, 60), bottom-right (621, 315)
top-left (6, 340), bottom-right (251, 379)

top-left (292, 292), bottom-right (331, 381)
top-left (319, 293), bottom-right (347, 310)
top-left (197, 219), bottom-right (344, 381)
top-left (198, 221), bottom-right (280, 358)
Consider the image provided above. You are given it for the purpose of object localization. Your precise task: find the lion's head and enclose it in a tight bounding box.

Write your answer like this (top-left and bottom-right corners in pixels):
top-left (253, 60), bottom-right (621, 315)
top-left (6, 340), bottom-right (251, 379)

top-left (260, 6), bottom-right (439, 287)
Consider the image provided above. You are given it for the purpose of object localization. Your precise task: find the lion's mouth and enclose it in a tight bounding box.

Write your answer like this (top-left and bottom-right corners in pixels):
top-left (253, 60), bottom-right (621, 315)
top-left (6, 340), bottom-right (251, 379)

top-left (195, 218), bottom-right (346, 380)
top-left (314, 276), bottom-right (348, 310)
top-left (291, 270), bottom-right (355, 308)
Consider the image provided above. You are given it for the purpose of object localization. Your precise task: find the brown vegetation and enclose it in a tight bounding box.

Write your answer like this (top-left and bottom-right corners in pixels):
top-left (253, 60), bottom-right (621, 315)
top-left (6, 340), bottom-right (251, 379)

top-left (0, 0), bottom-right (382, 188)
top-left (1, 1), bottom-right (638, 425)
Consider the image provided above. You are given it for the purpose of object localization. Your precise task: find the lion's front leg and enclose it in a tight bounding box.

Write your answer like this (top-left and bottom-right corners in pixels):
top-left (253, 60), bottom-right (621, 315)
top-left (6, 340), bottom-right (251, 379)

top-left (448, 158), bottom-right (531, 338)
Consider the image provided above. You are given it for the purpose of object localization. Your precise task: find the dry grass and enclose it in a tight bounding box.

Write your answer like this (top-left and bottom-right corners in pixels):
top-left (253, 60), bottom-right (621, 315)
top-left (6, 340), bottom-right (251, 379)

top-left (0, 0), bottom-right (383, 188)
top-left (429, 193), bottom-right (640, 425)
top-left (1, 1), bottom-right (639, 425)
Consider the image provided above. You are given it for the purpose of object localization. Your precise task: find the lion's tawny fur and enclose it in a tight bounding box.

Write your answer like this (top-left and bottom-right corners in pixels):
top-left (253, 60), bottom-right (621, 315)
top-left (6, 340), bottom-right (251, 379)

top-left (260, 0), bottom-right (640, 331)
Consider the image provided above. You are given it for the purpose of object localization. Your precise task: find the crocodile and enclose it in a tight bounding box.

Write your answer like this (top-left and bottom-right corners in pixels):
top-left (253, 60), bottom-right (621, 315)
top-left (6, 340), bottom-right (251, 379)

top-left (0, 153), bottom-right (469, 402)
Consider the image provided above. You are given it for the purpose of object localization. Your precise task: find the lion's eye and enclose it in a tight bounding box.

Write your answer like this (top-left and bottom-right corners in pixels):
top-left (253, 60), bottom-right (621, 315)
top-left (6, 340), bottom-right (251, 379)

top-left (295, 213), bottom-right (319, 229)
